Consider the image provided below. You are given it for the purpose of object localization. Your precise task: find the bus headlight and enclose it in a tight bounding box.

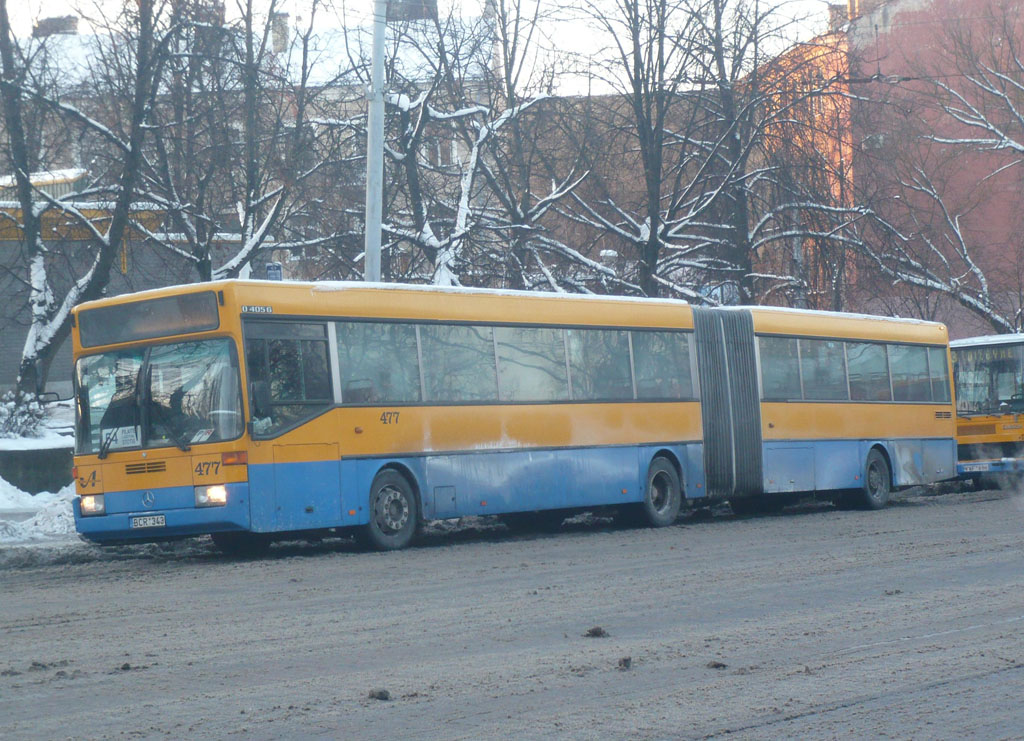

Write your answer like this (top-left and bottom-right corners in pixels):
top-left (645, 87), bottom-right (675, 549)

top-left (195, 484), bottom-right (228, 508)
top-left (80, 494), bottom-right (105, 516)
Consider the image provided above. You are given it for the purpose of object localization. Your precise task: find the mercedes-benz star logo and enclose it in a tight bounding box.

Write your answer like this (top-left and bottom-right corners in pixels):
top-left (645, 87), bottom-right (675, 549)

top-left (142, 491), bottom-right (155, 508)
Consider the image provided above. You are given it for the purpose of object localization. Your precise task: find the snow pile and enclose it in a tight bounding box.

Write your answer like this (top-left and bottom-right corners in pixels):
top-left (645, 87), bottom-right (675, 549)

top-left (0, 478), bottom-right (77, 545)
top-left (0, 430), bottom-right (74, 451)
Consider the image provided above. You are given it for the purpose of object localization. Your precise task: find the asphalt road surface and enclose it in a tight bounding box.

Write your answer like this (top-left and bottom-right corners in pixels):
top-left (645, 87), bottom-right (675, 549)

top-left (2, 486), bottom-right (1023, 739)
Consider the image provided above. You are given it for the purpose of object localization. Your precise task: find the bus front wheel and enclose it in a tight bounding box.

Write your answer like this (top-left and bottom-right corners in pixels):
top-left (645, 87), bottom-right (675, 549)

top-left (637, 457), bottom-right (682, 527)
top-left (360, 469), bottom-right (418, 551)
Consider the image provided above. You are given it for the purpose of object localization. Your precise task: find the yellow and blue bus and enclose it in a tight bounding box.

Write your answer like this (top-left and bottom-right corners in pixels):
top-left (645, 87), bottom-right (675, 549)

top-left (951, 334), bottom-right (1024, 482)
top-left (71, 281), bottom-right (956, 552)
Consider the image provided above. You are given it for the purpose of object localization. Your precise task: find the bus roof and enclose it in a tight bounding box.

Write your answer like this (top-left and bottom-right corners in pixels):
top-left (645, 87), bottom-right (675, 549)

top-left (72, 280), bottom-right (948, 345)
top-left (73, 279), bottom-right (693, 310)
top-left (950, 333), bottom-right (1024, 348)
top-left (71, 279), bottom-right (697, 338)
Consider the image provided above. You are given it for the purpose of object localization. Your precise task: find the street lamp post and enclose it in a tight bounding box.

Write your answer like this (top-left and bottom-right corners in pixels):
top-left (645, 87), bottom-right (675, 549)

top-left (363, 0), bottom-right (387, 283)
top-left (362, 0), bottom-right (436, 283)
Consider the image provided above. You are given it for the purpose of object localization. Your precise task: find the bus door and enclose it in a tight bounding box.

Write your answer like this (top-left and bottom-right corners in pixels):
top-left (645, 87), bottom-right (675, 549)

top-left (693, 308), bottom-right (764, 498)
top-left (271, 443), bottom-right (342, 530)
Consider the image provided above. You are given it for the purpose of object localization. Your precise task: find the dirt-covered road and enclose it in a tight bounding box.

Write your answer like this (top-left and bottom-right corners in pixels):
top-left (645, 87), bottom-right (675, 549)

top-left (2, 488), bottom-right (1024, 739)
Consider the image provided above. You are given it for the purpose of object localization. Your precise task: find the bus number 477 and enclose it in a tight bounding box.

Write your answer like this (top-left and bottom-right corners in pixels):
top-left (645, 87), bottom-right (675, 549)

top-left (194, 461), bottom-right (221, 476)
top-left (380, 411), bottom-right (400, 425)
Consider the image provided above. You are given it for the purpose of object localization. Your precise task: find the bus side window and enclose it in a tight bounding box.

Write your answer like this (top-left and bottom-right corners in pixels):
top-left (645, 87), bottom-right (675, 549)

top-left (889, 344), bottom-right (931, 402)
top-left (632, 330), bottom-right (692, 400)
top-left (420, 324), bottom-right (498, 403)
top-left (567, 329), bottom-right (632, 401)
top-left (245, 322), bottom-right (331, 435)
top-left (494, 326), bottom-right (569, 402)
top-left (337, 322), bottom-right (421, 404)
top-left (928, 347), bottom-right (951, 403)
top-left (847, 342), bottom-right (891, 401)
top-left (758, 336), bottom-right (800, 400)
top-left (799, 339), bottom-right (848, 400)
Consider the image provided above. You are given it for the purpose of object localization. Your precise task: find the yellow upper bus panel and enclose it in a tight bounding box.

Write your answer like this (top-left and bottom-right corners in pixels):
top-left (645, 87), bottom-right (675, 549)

top-left (71, 280), bottom-right (948, 351)
top-left (72, 280), bottom-right (698, 353)
top-left (747, 306), bottom-right (949, 345)
top-left (241, 281), bottom-right (695, 329)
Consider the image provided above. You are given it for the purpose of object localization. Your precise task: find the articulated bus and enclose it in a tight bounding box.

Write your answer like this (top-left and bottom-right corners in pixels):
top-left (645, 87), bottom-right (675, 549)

top-left (71, 281), bottom-right (956, 552)
top-left (951, 334), bottom-right (1024, 483)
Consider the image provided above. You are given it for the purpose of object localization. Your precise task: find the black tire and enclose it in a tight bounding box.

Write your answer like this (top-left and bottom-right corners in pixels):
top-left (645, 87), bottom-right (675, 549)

top-left (360, 469), bottom-right (418, 551)
top-left (211, 531), bottom-right (272, 556)
top-left (859, 448), bottom-right (892, 510)
top-left (636, 457), bottom-right (682, 527)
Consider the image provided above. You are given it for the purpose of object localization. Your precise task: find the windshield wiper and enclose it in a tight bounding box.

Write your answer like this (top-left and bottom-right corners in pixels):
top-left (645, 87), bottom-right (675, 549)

top-left (97, 426), bottom-right (119, 460)
top-left (147, 400), bottom-right (192, 452)
top-left (98, 365), bottom-right (144, 460)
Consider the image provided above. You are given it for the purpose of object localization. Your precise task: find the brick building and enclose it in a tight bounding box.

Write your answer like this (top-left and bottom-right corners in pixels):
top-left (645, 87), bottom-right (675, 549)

top-left (775, 0), bottom-right (1024, 335)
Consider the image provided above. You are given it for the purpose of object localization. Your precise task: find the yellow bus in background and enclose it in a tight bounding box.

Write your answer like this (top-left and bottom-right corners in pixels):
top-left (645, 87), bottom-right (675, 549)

top-left (951, 334), bottom-right (1024, 483)
top-left (70, 281), bottom-right (956, 553)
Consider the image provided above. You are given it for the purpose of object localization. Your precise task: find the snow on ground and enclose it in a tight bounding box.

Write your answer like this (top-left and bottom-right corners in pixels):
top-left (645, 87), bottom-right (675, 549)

top-left (0, 399), bottom-right (75, 451)
top-left (0, 400), bottom-right (76, 545)
top-left (0, 478), bottom-right (77, 545)
top-left (0, 428), bottom-right (74, 451)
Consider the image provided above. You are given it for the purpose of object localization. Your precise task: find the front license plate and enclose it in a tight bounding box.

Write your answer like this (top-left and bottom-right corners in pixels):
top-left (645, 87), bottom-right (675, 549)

top-left (130, 515), bottom-right (166, 529)
top-left (961, 463), bottom-right (989, 472)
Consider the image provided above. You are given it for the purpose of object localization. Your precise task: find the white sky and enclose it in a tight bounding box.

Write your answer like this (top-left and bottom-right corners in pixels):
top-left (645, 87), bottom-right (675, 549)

top-left (7, 0), bottom-right (834, 96)
top-left (9, 0), bottom-right (833, 41)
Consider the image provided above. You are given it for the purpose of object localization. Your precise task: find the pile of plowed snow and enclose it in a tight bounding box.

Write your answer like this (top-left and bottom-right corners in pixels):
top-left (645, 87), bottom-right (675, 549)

top-left (0, 400), bottom-right (77, 545)
top-left (0, 478), bottom-right (77, 544)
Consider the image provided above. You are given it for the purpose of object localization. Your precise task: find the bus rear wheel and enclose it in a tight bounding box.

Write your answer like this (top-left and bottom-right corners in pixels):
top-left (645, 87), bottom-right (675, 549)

top-left (858, 449), bottom-right (891, 510)
top-left (360, 469), bottom-right (418, 551)
top-left (634, 457), bottom-right (682, 527)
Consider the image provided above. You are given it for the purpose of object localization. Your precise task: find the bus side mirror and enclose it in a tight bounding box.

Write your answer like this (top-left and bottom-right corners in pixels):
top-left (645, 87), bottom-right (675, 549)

top-left (250, 381), bottom-right (271, 417)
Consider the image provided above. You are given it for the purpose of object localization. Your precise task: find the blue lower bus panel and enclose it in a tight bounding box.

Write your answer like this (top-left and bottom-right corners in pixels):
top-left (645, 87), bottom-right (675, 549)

top-left (336, 444), bottom-right (696, 525)
top-left (73, 482), bottom-right (251, 543)
top-left (762, 438), bottom-right (955, 492)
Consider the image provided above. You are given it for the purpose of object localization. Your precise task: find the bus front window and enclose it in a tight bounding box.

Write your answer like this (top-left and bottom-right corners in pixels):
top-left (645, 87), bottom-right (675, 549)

top-left (75, 338), bottom-right (243, 455)
top-left (954, 343), bottom-right (1024, 414)
top-left (76, 350), bottom-right (145, 455)
top-left (147, 340), bottom-right (243, 447)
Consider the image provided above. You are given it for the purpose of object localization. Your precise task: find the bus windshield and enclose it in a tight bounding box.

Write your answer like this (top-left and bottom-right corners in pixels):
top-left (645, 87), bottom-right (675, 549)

top-left (75, 338), bottom-right (243, 455)
top-left (954, 343), bottom-right (1024, 414)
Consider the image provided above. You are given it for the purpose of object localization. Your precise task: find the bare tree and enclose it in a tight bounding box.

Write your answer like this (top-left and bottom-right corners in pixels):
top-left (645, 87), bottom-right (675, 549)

top-left (0, 0), bottom-right (169, 393)
top-left (560, 0), bottom-right (869, 304)
top-left (566, 0), bottom-right (711, 299)
top-left (137, 0), bottom-right (362, 282)
top-left (851, 0), bottom-right (1024, 332)
top-left (327, 1), bottom-right (589, 288)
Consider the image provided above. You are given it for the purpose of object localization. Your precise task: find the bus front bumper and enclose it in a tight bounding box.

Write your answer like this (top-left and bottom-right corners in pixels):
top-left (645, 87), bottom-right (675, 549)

top-left (73, 482), bottom-right (251, 544)
top-left (957, 458), bottom-right (1024, 477)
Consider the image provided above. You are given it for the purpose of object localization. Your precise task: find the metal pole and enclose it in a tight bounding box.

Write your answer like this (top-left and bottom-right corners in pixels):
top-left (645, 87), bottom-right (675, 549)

top-left (363, 0), bottom-right (387, 282)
